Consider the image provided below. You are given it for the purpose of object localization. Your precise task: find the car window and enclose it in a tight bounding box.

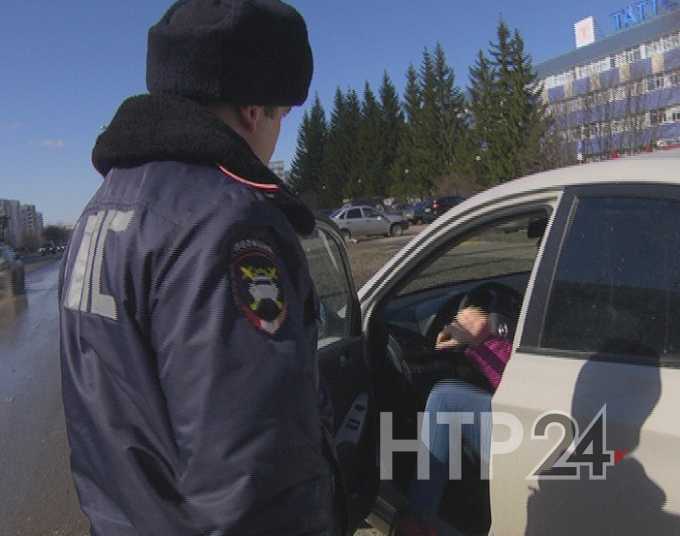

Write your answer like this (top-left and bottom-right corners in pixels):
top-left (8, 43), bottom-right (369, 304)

top-left (541, 196), bottom-right (680, 359)
top-left (300, 226), bottom-right (353, 346)
top-left (398, 211), bottom-right (547, 296)
top-left (346, 208), bottom-right (362, 219)
top-left (363, 208), bottom-right (381, 218)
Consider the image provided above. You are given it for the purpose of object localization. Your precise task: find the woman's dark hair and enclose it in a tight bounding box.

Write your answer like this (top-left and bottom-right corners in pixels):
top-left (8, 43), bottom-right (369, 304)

top-left (465, 287), bottom-right (494, 314)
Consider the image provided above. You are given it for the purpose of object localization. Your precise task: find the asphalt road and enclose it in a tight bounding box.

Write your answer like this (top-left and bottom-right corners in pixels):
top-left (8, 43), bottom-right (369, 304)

top-left (0, 258), bottom-right (382, 536)
top-left (0, 227), bottom-right (536, 535)
top-left (0, 257), bottom-right (386, 536)
top-left (0, 260), bottom-right (89, 535)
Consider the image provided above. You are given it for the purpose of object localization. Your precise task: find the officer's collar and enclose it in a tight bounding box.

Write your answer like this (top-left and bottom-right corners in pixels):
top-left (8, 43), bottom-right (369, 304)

top-left (92, 94), bottom-right (315, 235)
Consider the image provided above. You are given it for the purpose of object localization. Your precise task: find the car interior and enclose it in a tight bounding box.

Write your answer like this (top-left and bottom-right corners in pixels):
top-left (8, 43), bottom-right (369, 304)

top-left (365, 209), bottom-right (550, 534)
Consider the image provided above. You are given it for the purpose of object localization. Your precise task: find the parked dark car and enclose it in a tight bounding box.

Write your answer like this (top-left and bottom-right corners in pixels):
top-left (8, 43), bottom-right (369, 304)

top-left (389, 203), bottom-right (416, 223)
top-left (409, 196), bottom-right (468, 224)
top-left (38, 242), bottom-right (57, 256)
top-left (412, 199), bottom-right (434, 224)
top-left (431, 195), bottom-right (466, 218)
top-left (0, 245), bottom-right (25, 297)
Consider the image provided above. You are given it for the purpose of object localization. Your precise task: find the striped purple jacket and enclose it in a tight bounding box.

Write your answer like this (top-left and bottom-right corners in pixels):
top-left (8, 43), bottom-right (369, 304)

top-left (464, 337), bottom-right (513, 392)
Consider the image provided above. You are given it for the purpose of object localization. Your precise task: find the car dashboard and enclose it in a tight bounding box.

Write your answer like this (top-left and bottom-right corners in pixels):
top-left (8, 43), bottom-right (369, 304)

top-left (380, 273), bottom-right (532, 396)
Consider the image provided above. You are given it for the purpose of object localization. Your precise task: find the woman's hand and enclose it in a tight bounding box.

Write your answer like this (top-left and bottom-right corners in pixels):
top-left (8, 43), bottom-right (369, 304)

top-left (435, 321), bottom-right (472, 350)
top-left (435, 306), bottom-right (492, 351)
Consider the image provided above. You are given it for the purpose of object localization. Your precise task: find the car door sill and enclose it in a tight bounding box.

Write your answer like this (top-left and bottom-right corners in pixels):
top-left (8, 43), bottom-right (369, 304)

top-left (368, 482), bottom-right (481, 535)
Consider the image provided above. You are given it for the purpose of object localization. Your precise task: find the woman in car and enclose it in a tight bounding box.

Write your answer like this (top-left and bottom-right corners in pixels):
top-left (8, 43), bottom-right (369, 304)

top-left (394, 286), bottom-right (514, 536)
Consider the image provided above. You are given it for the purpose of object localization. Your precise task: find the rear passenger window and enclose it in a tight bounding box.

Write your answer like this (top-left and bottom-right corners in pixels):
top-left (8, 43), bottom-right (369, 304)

top-left (541, 197), bottom-right (680, 359)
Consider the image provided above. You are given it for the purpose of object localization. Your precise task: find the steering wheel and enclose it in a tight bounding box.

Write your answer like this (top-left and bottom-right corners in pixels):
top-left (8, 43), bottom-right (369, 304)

top-left (386, 333), bottom-right (412, 384)
top-left (429, 282), bottom-right (523, 345)
top-left (457, 282), bottom-right (523, 341)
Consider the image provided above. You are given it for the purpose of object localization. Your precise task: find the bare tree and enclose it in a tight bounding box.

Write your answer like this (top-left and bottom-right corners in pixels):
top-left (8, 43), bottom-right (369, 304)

top-left (21, 231), bottom-right (41, 252)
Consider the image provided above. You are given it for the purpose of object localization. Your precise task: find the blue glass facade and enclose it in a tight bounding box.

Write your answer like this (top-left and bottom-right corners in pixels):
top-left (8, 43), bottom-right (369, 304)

top-left (537, 9), bottom-right (680, 156)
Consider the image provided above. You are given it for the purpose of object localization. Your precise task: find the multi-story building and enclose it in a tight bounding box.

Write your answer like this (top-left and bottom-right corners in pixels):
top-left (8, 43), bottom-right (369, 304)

top-left (0, 199), bottom-right (24, 248)
top-left (268, 160), bottom-right (286, 181)
top-left (537, 2), bottom-right (680, 159)
top-left (21, 204), bottom-right (43, 240)
top-left (0, 200), bottom-right (47, 248)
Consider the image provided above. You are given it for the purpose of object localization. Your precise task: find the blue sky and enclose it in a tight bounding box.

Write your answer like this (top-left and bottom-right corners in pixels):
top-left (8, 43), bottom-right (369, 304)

top-left (1, 0), bottom-right (631, 224)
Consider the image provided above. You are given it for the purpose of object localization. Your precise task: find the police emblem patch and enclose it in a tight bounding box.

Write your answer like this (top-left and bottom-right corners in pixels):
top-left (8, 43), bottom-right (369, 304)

top-left (231, 240), bottom-right (287, 335)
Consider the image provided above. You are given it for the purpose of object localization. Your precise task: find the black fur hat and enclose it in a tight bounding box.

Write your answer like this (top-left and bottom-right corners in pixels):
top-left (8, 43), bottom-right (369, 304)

top-left (146, 0), bottom-right (313, 106)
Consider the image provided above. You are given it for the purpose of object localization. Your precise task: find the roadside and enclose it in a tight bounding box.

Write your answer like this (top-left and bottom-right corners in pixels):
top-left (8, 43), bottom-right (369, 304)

top-left (345, 224), bottom-right (427, 288)
top-left (23, 255), bottom-right (61, 274)
top-left (1, 239), bottom-right (409, 536)
top-left (0, 256), bottom-right (60, 315)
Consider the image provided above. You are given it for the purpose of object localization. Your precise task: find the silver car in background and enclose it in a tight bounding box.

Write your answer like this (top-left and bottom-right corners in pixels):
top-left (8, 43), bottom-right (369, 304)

top-left (331, 205), bottom-right (409, 241)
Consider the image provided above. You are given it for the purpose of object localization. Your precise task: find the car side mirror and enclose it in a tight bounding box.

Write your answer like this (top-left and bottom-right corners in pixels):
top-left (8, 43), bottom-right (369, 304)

top-left (527, 216), bottom-right (548, 239)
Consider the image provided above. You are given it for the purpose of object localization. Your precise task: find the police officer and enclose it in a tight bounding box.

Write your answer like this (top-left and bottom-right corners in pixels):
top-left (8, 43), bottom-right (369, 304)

top-left (59, 1), bottom-right (339, 534)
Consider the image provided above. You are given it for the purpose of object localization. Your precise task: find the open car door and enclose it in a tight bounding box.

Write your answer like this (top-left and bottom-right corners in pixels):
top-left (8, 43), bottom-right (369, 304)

top-left (300, 218), bottom-right (379, 533)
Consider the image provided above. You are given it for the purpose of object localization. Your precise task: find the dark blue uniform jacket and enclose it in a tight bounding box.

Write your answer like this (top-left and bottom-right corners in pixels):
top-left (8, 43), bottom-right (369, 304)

top-left (58, 95), bottom-right (335, 535)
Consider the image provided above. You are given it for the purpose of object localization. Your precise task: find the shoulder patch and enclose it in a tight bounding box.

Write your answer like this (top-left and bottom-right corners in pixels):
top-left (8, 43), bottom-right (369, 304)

top-left (231, 239), bottom-right (287, 335)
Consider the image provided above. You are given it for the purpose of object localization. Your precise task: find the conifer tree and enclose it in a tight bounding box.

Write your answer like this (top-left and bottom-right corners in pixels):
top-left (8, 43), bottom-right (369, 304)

top-left (322, 87), bottom-right (350, 206)
top-left (481, 21), bottom-right (550, 183)
top-left (322, 87), bottom-right (364, 202)
top-left (403, 63), bottom-right (422, 126)
top-left (289, 94), bottom-right (327, 200)
top-left (392, 50), bottom-right (440, 197)
top-left (417, 47), bottom-right (441, 187)
top-left (487, 20), bottom-right (516, 183)
top-left (432, 43), bottom-right (466, 174)
top-left (342, 89), bottom-right (364, 198)
top-left (392, 64), bottom-right (425, 197)
top-left (508, 29), bottom-right (550, 176)
top-left (468, 49), bottom-right (498, 184)
top-left (378, 71), bottom-right (404, 192)
top-left (358, 82), bottom-right (385, 195)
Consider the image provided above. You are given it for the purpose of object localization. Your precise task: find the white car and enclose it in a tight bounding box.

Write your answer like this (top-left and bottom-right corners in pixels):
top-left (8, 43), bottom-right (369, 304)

top-left (300, 149), bottom-right (680, 536)
top-left (656, 137), bottom-right (680, 148)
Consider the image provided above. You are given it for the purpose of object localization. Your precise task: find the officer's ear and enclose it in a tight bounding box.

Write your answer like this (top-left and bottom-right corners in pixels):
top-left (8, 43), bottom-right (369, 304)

top-left (237, 105), bottom-right (265, 135)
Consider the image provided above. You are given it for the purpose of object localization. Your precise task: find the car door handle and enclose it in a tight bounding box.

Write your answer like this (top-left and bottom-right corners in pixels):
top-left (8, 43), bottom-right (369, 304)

top-left (339, 353), bottom-right (350, 368)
